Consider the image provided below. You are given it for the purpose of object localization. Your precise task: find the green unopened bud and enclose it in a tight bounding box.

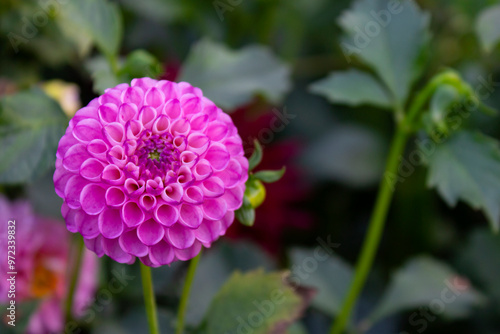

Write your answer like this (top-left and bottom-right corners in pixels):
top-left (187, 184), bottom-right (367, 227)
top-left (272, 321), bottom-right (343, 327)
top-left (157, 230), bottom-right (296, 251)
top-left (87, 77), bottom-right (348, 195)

top-left (245, 178), bottom-right (266, 208)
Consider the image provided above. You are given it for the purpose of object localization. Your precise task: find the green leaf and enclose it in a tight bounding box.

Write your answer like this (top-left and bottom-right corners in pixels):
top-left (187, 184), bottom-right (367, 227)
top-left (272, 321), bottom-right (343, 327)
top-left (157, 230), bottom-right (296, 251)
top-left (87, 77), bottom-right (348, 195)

top-left (427, 84), bottom-right (461, 134)
top-left (61, 0), bottom-right (123, 58)
top-left (368, 257), bottom-right (485, 325)
top-left (203, 269), bottom-right (308, 334)
top-left (248, 139), bottom-right (263, 171)
top-left (179, 39), bottom-right (291, 110)
top-left (338, 0), bottom-right (430, 104)
top-left (476, 4), bottom-right (500, 52)
top-left (85, 57), bottom-right (122, 94)
top-left (253, 167), bottom-right (286, 183)
top-left (289, 248), bottom-right (352, 316)
top-left (119, 50), bottom-right (164, 80)
top-left (426, 131), bottom-right (500, 232)
top-left (309, 69), bottom-right (392, 108)
top-left (0, 89), bottom-right (67, 184)
top-left (235, 196), bottom-right (255, 226)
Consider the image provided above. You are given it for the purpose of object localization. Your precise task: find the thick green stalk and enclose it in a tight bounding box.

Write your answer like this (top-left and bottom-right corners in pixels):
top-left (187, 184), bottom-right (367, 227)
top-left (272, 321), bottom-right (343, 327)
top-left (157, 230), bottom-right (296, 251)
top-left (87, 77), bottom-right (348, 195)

top-left (329, 125), bottom-right (409, 334)
top-left (65, 235), bottom-right (85, 324)
top-left (141, 263), bottom-right (160, 334)
top-left (176, 250), bottom-right (202, 334)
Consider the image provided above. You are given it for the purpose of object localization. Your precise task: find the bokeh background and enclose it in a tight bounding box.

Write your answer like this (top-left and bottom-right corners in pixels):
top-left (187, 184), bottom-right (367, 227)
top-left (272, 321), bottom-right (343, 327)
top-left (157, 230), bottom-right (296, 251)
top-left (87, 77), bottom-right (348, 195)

top-left (1, 0), bottom-right (500, 333)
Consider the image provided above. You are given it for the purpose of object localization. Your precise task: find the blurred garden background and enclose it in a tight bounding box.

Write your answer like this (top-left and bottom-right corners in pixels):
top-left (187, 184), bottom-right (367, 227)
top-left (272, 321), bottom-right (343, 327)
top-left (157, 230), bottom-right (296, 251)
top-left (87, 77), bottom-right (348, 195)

top-left (2, 0), bottom-right (500, 333)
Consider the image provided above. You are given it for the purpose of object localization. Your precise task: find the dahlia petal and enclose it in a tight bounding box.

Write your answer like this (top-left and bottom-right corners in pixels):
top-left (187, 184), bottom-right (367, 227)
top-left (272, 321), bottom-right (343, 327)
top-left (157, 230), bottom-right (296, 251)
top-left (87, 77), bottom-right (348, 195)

top-left (122, 201), bottom-right (145, 227)
top-left (180, 151), bottom-right (198, 168)
top-left (98, 104), bottom-right (118, 124)
top-left (84, 235), bottom-right (105, 257)
top-left (179, 204), bottom-right (203, 228)
top-left (173, 135), bottom-right (187, 151)
top-left (107, 145), bottom-right (127, 168)
top-left (80, 158), bottom-right (105, 181)
top-left (63, 143), bottom-right (91, 172)
top-left (152, 115), bottom-right (170, 135)
top-left (125, 178), bottom-right (146, 197)
top-left (202, 198), bottom-right (227, 221)
top-left (98, 208), bottom-right (124, 239)
top-left (216, 158), bottom-right (243, 188)
top-left (224, 137), bottom-right (244, 156)
top-left (187, 133), bottom-right (210, 155)
top-left (139, 194), bottom-right (157, 212)
top-left (180, 94), bottom-right (202, 115)
top-left (137, 218), bottom-right (164, 246)
top-left (139, 106), bottom-right (157, 130)
top-left (183, 186), bottom-right (204, 205)
top-left (86, 139), bottom-right (109, 162)
top-left (80, 184), bottom-right (107, 215)
top-left (149, 240), bottom-right (175, 266)
top-left (119, 230), bottom-right (149, 257)
top-left (125, 119), bottom-right (144, 140)
top-left (154, 203), bottom-right (179, 227)
top-left (160, 183), bottom-right (183, 204)
top-left (104, 122), bottom-right (126, 146)
top-left (118, 103), bottom-right (138, 124)
top-left (174, 240), bottom-right (202, 261)
top-left (131, 77), bottom-right (157, 91)
top-left (193, 219), bottom-right (220, 244)
top-left (145, 87), bottom-right (165, 108)
top-left (220, 210), bottom-right (235, 230)
top-left (64, 175), bottom-right (87, 209)
top-left (206, 121), bottom-right (228, 142)
top-left (156, 80), bottom-right (179, 100)
top-left (201, 177), bottom-right (225, 198)
top-left (204, 143), bottom-right (230, 171)
top-left (73, 119), bottom-right (103, 143)
top-left (64, 208), bottom-right (84, 233)
top-left (166, 223), bottom-right (195, 249)
top-left (121, 86), bottom-right (144, 105)
top-left (139, 255), bottom-right (158, 267)
top-left (57, 133), bottom-right (78, 159)
top-left (202, 98), bottom-right (218, 121)
top-left (193, 159), bottom-right (213, 181)
top-left (221, 183), bottom-right (244, 210)
top-left (101, 164), bottom-right (125, 185)
top-left (176, 165), bottom-right (193, 186)
top-left (178, 82), bottom-right (195, 95)
top-left (162, 99), bottom-right (182, 119)
top-left (170, 118), bottom-right (190, 136)
top-left (54, 168), bottom-right (73, 198)
top-left (99, 90), bottom-right (120, 106)
top-left (79, 213), bottom-right (100, 239)
top-left (105, 187), bottom-right (127, 207)
top-left (190, 113), bottom-right (209, 132)
top-left (102, 237), bottom-right (134, 263)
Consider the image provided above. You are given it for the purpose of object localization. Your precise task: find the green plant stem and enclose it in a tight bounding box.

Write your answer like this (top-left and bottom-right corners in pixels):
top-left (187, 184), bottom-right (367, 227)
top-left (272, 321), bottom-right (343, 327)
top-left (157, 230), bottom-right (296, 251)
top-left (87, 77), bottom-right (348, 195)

top-left (65, 235), bottom-right (85, 324)
top-left (329, 125), bottom-right (410, 334)
top-left (141, 263), bottom-right (160, 334)
top-left (176, 250), bottom-right (203, 334)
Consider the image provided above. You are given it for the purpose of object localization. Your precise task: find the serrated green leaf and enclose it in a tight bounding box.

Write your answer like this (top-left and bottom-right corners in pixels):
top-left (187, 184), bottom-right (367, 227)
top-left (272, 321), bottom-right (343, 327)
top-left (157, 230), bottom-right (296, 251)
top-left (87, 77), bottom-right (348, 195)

top-left (289, 248), bottom-right (352, 316)
top-left (338, 0), bottom-right (430, 104)
top-left (0, 89), bottom-right (67, 184)
top-left (253, 167), bottom-right (286, 183)
top-left (368, 257), bottom-right (485, 325)
top-left (476, 4), bottom-right (500, 52)
top-left (309, 69), bottom-right (392, 108)
top-left (235, 197), bottom-right (255, 226)
top-left (179, 39), bottom-right (291, 110)
top-left (204, 270), bottom-right (306, 334)
top-left (427, 131), bottom-right (500, 232)
top-left (61, 0), bottom-right (123, 58)
top-left (248, 140), bottom-right (263, 171)
top-left (427, 84), bottom-right (460, 134)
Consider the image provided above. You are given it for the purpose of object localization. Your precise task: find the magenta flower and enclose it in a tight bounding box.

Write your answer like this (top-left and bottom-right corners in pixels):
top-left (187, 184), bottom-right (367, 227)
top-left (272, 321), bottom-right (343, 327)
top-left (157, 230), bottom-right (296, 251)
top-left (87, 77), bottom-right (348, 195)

top-left (0, 195), bottom-right (98, 334)
top-left (54, 78), bottom-right (248, 267)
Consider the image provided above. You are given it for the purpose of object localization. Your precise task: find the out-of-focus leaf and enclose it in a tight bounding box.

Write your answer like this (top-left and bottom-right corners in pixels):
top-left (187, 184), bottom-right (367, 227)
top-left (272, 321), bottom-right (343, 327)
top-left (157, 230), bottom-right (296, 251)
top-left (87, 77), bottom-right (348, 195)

top-left (91, 307), bottom-right (175, 334)
top-left (301, 124), bottom-right (386, 188)
top-left (309, 69), bottom-right (392, 108)
top-left (186, 241), bottom-right (275, 326)
top-left (368, 257), bottom-right (485, 325)
top-left (0, 89), bottom-right (67, 184)
top-left (248, 139), bottom-right (263, 171)
top-left (426, 84), bottom-right (460, 134)
top-left (456, 229), bottom-right (500, 305)
top-left (85, 57), bottom-right (121, 94)
top-left (476, 4), bottom-right (500, 52)
top-left (289, 248), bottom-right (352, 316)
top-left (204, 269), bottom-right (309, 334)
top-left (119, 50), bottom-right (163, 80)
top-left (61, 0), bottom-right (123, 58)
top-left (179, 39), bottom-right (291, 110)
top-left (119, 0), bottom-right (186, 23)
top-left (426, 131), bottom-right (500, 232)
top-left (338, 0), bottom-right (430, 104)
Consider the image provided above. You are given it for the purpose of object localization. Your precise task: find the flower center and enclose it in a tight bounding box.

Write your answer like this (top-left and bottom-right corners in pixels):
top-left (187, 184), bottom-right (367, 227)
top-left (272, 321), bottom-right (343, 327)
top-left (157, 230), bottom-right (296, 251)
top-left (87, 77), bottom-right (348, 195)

top-left (148, 149), bottom-right (162, 162)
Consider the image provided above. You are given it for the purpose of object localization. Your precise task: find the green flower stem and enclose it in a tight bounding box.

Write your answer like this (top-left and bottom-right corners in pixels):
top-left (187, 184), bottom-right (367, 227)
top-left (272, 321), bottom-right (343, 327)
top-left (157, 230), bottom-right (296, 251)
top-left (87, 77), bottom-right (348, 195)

top-left (141, 263), bottom-right (160, 334)
top-left (329, 82), bottom-right (440, 334)
top-left (65, 235), bottom-right (85, 324)
top-left (176, 250), bottom-right (203, 334)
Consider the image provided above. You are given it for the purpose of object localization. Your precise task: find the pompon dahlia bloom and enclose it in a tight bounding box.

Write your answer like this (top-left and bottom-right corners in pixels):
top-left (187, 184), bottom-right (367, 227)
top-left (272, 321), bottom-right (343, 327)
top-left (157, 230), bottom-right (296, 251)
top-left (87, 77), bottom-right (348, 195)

top-left (54, 78), bottom-right (248, 267)
top-left (0, 195), bottom-right (98, 333)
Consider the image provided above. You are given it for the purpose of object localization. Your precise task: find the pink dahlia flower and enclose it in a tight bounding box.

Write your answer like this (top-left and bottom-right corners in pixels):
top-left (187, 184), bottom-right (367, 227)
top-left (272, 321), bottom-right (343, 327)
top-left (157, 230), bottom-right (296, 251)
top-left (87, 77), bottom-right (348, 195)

top-left (0, 195), bottom-right (98, 333)
top-left (54, 78), bottom-right (248, 267)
